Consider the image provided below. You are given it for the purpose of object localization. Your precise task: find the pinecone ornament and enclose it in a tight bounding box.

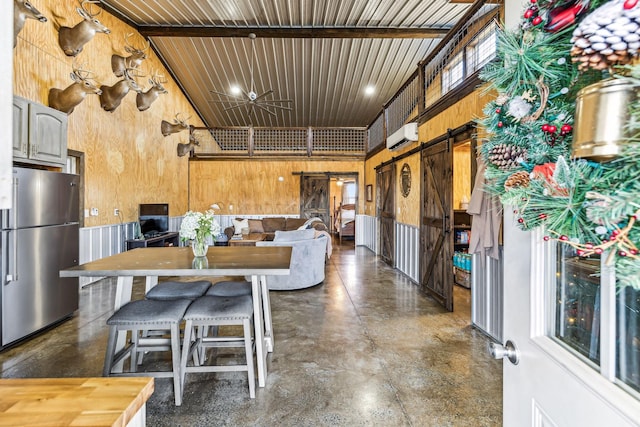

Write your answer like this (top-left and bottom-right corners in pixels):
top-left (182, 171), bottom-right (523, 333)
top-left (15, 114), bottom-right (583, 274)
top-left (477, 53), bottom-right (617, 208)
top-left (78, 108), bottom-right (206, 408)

top-left (504, 171), bottom-right (531, 191)
top-left (488, 144), bottom-right (528, 170)
top-left (570, 0), bottom-right (640, 71)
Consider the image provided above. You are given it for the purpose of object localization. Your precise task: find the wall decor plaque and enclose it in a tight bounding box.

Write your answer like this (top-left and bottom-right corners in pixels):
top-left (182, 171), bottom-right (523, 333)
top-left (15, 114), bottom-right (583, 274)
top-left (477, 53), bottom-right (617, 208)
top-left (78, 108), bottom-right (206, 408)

top-left (401, 163), bottom-right (411, 197)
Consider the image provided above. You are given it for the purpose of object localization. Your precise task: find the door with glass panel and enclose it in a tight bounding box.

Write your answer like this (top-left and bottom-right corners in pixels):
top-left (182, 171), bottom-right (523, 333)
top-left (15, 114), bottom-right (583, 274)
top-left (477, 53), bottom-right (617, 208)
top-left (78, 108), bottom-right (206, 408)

top-left (496, 210), bottom-right (640, 425)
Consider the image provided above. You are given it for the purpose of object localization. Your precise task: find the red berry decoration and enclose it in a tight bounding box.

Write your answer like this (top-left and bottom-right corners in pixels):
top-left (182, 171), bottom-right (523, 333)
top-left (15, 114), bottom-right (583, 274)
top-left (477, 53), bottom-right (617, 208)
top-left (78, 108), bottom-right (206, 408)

top-left (620, 250), bottom-right (628, 257)
top-left (560, 235), bottom-right (569, 241)
top-left (548, 125), bottom-right (557, 133)
top-left (577, 250), bottom-right (585, 256)
top-left (531, 0), bottom-right (537, 3)
top-left (524, 9), bottom-right (534, 19)
top-left (624, 0), bottom-right (638, 9)
top-left (595, 248), bottom-right (604, 254)
top-left (497, 121), bottom-right (503, 128)
top-left (532, 16), bottom-right (543, 25)
top-left (518, 218), bottom-right (524, 224)
top-left (539, 213), bottom-right (547, 219)
top-left (630, 248), bottom-right (638, 255)
top-left (561, 124), bottom-right (572, 133)
top-left (543, 235), bottom-right (550, 241)
top-left (495, 108), bottom-right (501, 114)
top-left (585, 243), bottom-right (593, 249)
top-left (541, 124), bottom-right (549, 132)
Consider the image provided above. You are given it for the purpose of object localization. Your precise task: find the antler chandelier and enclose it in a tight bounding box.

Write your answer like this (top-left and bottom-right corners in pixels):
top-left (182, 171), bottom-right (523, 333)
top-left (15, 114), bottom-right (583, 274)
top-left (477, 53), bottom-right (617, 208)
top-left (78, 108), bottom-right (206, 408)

top-left (209, 33), bottom-right (293, 119)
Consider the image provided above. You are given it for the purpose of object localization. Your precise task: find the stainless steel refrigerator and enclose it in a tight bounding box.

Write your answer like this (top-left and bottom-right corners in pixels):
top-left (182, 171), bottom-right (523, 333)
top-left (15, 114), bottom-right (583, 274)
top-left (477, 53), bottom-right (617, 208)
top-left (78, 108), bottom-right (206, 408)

top-left (0, 167), bottom-right (79, 349)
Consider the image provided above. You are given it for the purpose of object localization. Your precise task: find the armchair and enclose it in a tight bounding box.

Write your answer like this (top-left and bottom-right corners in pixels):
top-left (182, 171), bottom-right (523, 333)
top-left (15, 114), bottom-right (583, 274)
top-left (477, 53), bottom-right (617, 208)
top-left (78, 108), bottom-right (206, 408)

top-left (255, 229), bottom-right (327, 290)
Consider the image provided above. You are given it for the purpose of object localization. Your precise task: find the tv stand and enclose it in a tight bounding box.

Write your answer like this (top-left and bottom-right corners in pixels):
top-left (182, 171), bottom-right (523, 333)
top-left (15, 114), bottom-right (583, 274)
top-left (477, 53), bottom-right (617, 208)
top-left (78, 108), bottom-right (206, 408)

top-left (126, 232), bottom-right (179, 251)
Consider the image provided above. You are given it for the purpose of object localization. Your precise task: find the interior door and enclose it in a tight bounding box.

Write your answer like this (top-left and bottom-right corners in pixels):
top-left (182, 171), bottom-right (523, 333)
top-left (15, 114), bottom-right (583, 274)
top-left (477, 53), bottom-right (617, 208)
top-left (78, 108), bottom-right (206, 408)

top-left (420, 137), bottom-right (453, 311)
top-left (300, 174), bottom-right (330, 226)
top-left (497, 209), bottom-right (640, 425)
top-left (377, 164), bottom-right (395, 266)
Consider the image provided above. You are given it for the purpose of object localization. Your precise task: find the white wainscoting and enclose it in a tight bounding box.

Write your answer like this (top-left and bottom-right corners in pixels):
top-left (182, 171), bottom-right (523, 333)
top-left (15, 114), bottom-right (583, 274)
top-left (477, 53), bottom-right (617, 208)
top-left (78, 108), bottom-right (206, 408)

top-left (471, 248), bottom-right (504, 342)
top-left (355, 214), bottom-right (378, 253)
top-left (394, 222), bottom-right (420, 284)
top-left (78, 217), bottom-right (183, 287)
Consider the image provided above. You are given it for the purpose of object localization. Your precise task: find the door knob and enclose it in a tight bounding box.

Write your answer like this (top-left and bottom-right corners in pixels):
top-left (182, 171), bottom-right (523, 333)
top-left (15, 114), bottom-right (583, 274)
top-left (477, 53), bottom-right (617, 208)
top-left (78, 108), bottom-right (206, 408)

top-left (489, 339), bottom-right (519, 365)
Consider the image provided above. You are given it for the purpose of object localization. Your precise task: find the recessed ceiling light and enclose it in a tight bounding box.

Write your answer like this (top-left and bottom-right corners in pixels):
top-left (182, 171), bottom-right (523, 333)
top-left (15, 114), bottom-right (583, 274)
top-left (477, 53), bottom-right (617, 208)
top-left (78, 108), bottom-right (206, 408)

top-left (365, 85), bottom-right (375, 95)
top-left (230, 85), bottom-right (241, 95)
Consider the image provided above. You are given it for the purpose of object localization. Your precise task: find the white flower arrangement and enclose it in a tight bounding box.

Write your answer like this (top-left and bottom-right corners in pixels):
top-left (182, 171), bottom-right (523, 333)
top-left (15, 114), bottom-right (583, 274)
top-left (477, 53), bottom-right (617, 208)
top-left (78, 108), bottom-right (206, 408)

top-left (179, 210), bottom-right (221, 243)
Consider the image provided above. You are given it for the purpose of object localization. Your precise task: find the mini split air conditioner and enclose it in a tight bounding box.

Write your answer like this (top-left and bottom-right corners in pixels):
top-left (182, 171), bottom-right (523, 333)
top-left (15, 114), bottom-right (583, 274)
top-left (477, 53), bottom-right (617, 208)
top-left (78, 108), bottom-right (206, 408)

top-left (386, 123), bottom-right (418, 151)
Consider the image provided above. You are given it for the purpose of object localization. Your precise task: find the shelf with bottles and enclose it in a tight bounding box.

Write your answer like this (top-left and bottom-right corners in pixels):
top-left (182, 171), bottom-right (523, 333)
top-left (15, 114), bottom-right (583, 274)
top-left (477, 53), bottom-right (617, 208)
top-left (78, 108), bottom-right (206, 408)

top-left (453, 251), bottom-right (472, 288)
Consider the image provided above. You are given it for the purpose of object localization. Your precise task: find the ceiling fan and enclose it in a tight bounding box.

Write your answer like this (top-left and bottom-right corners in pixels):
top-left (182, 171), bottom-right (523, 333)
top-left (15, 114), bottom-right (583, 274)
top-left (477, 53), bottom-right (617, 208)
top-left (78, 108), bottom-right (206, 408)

top-left (209, 33), bottom-right (293, 119)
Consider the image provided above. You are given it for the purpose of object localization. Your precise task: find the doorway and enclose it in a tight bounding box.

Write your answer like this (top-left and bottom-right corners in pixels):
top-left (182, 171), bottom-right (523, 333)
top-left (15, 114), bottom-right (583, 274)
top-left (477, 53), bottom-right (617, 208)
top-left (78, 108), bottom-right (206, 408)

top-left (331, 175), bottom-right (358, 243)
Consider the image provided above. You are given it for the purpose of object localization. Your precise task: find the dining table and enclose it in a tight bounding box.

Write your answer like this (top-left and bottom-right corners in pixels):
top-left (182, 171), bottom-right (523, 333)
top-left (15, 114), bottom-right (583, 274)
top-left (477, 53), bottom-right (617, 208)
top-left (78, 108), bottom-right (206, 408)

top-left (60, 245), bottom-right (292, 388)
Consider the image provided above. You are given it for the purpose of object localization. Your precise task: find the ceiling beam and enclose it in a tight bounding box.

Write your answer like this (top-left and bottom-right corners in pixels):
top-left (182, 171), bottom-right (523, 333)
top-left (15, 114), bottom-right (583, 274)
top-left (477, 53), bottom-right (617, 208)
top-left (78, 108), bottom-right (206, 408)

top-left (138, 26), bottom-right (450, 39)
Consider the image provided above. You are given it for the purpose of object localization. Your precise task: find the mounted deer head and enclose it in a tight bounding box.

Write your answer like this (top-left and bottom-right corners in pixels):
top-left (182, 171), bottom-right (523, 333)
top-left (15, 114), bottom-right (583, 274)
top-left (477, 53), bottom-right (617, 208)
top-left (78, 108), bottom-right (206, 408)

top-left (99, 61), bottom-right (143, 112)
top-left (177, 132), bottom-right (199, 157)
top-left (57, 0), bottom-right (110, 57)
top-left (161, 113), bottom-right (190, 136)
top-left (14, 0), bottom-right (47, 48)
top-left (111, 33), bottom-right (149, 77)
top-left (48, 61), bottom-right (101, 114)
top-left (136, 71), bottom-right (167, 111)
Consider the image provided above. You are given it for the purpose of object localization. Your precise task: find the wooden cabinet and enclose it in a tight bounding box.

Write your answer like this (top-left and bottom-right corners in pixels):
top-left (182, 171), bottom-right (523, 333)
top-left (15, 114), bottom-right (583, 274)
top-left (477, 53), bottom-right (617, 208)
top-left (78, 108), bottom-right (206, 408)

top-left (13, 96), bottom-right (68, 166)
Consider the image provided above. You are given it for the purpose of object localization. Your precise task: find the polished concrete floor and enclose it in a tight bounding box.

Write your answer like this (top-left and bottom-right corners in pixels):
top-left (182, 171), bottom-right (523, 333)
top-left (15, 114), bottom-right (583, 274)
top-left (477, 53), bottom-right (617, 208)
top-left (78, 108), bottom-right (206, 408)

top-left (0, 239), bottom-right (502, 426)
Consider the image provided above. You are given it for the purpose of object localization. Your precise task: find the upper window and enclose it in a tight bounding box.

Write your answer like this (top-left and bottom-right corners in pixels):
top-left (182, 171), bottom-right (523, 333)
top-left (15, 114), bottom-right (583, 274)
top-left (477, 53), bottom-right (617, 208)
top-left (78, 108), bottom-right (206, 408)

top-left (441, 22), bottom-right (497, 96)
top-left (442, 52), bottom-right (464, 94)
top-left (467, 22), bottom-right (497, 74)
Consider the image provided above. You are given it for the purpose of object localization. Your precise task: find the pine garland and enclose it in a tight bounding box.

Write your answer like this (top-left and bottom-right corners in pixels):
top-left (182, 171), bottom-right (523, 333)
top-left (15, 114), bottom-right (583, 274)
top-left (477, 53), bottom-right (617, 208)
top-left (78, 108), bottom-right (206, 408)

top-left (478, 0), bottom-right (640, 289)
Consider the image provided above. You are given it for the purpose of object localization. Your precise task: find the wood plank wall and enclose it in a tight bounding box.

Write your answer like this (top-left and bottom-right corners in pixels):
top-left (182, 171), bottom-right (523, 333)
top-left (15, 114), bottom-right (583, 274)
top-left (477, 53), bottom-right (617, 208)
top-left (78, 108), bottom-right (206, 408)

top-left (13, 0), bottom-right (203, 226)
top-left (188, 159), bottom-right (364, 216)
top-left (365, 89), bottom-right (493, 227)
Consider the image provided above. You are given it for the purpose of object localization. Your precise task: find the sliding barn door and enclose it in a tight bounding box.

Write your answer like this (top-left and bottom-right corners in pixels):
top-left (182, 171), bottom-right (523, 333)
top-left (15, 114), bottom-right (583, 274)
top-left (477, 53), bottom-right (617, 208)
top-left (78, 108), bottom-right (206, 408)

top-left (421, 138), bottom-right (454, 311)
top-left (377, 164), bottom-right (395, 266)
top-left (300, 174), bottom-right (330, 226)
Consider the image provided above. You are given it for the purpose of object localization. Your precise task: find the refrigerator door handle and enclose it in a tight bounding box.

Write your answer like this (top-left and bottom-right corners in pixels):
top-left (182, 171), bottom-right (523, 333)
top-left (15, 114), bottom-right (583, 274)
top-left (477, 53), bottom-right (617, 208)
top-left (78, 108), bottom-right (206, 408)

top-left (9, 230), bottom-right (18, 282)
top-left (2, 231), bottom-right (17, 284)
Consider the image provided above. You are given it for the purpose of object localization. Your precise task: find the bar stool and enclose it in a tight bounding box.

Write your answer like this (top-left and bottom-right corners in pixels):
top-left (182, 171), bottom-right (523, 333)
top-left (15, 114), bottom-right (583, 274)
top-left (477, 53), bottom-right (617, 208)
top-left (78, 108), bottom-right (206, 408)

top-left (145, 280), bottom-right (212, 300)
top-left (206, 280), bottom-right (252, 297)
top-left (103, 298), bottom-right (192, 406)
top-left (180, 295), bottom-right (255, 400)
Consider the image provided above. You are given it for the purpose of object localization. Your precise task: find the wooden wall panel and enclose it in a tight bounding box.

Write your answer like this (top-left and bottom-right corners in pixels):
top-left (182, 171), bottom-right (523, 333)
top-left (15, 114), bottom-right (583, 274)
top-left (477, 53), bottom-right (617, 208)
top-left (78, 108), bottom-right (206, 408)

top-left (453, 141), bottom-right (471, 210)
top-left (13, 0), bottom-right (203, 226)
top-left (188, 160), bottom-right (364, 217)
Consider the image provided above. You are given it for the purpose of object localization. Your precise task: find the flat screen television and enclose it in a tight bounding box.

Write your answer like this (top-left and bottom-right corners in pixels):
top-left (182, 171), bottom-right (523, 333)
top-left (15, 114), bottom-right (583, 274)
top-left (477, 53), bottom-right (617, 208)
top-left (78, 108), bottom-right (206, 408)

top-left (139, 203), bottom-right (169, 237)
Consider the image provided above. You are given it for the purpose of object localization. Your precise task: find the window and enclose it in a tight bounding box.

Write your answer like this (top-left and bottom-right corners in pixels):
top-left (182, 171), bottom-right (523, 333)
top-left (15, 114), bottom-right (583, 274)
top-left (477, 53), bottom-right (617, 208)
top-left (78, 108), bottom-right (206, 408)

top-left (442, 52), bottom-right (464, 94)
top-left (441, 22), bottom-right (497, 96)
top-left (467, 22), bottom-right (497, 74)
top-left (550, 241), bottom-right (640, 398)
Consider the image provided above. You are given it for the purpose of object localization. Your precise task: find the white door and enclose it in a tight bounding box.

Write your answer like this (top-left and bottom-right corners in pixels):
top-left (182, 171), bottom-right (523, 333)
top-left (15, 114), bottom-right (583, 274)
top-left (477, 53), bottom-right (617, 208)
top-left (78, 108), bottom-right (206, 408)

top-left (496, 210), bottom-right (640, 426)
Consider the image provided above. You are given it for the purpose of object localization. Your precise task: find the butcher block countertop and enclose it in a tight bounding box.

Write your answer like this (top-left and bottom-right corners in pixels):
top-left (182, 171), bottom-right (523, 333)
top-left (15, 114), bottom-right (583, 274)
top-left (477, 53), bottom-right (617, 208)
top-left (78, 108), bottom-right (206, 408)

top-left (0, 377), bottom-right (154, 426)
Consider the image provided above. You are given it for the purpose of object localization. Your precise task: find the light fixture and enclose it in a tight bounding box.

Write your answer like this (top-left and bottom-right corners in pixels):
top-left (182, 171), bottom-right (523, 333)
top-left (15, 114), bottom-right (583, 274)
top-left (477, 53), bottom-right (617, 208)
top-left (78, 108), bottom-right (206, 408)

top-left (365, 85), bottom-right (375, 95)
top-left (278, 176), bottom-right (284, 182)
top-left (209, 33), bottom-right (293, 119)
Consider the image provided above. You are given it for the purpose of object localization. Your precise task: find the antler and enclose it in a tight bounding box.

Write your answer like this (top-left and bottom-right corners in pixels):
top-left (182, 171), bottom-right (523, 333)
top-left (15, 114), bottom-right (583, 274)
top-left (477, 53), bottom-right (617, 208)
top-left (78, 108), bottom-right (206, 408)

top-left (151, 70), bottom-right (167, 85)
top-left (71, 59), bottom-right (95, 81)
top-left (123, 58), bottom-right (146, 79)
top-left (124, 32), bottom-right (150, 53)
top-left (175, 112), bottom-right (191, 125)
top-left (80, 0), bottom-right (102, 18)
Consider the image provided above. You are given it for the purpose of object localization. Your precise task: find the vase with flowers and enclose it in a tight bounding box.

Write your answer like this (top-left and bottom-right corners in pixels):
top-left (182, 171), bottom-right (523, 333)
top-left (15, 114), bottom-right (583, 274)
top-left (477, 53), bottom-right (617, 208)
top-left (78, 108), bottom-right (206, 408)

top-left (179, 210), bottom-right (220, 257)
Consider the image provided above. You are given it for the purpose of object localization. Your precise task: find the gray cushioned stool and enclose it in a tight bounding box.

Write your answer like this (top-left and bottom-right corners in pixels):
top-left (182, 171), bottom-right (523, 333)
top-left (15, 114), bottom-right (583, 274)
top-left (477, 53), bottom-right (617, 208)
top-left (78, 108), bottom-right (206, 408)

top-left (206, 280), bottom-right (252, 297)
top-left (146, 280), bottom-right (212, 300)
top-left (103, 298), bottom-right (192, 406)
top-left (180, 295), bottom-right (255, 399)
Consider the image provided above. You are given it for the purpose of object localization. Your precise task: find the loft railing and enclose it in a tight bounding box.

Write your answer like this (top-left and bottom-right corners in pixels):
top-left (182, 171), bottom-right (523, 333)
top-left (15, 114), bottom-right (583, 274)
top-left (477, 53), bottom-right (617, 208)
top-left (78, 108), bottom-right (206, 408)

top-left (190, 126), bottom-right (367, 158)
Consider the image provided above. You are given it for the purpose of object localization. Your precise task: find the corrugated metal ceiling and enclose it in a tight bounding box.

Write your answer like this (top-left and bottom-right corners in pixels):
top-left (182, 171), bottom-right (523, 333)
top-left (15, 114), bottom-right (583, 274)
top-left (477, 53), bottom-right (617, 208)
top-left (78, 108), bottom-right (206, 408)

top-left (100, 0), bottom-right (478, 128)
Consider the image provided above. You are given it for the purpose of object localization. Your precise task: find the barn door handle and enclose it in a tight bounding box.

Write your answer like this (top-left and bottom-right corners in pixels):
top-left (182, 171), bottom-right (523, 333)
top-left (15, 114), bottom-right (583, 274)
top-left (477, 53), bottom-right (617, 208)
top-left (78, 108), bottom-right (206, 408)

top-left (443, 214), bottom-right (450, 233)
top-left (489, 340), bottom-right (519, 365)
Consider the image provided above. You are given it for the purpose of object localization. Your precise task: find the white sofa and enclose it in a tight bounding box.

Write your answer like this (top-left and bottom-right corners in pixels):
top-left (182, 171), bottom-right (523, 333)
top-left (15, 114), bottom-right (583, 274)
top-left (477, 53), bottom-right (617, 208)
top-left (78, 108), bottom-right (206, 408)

top-left (255, 229), bottom-right (327, 290)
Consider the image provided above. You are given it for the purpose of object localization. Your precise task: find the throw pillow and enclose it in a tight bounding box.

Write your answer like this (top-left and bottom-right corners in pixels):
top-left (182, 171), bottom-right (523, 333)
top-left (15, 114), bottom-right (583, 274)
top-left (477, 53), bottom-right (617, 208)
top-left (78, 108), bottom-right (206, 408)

top-left (233, 218), bottom-right (249, 235)
top-left (248, 219), bottom-right (264, 233)
top-left (273, 229), bottom-right (315, 242)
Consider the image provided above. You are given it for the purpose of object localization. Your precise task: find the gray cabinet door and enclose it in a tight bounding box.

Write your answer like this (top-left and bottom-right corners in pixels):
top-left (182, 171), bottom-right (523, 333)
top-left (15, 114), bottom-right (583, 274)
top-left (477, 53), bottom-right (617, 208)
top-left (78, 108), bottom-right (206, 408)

top-left (28, 102), bottom-right (67, 164)
top-left (12, 96), bottom-right (28, 159)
